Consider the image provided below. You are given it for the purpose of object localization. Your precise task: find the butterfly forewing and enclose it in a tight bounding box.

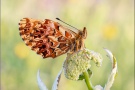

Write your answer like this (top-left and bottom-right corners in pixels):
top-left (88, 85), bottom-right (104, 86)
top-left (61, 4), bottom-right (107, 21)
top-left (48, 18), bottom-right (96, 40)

top-left (19, 18), bottom-right (78, 58)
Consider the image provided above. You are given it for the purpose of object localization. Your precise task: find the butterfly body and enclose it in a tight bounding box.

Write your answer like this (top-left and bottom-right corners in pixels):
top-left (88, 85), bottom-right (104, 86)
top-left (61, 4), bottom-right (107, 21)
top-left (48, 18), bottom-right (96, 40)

top-left (19, 18), bottom-right (87, 58)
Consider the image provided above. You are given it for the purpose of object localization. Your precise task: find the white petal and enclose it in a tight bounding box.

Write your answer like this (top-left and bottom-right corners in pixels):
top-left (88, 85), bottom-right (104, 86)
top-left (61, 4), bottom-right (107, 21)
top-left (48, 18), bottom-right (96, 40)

top-left (52, 69), bottom-right (63, 90)
top-left (104, 48), bottom-right (113, 63)
top-left (104, 49), bottom-right (118, 90)
top-left (94, 85), bottom-right (104, 90)
top-left (37, 70), bottom-right (48, 90)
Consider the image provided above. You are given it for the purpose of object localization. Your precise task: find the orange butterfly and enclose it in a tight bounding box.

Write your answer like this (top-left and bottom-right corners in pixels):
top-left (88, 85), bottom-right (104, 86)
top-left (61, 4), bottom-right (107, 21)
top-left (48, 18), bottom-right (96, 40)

top-left (19, 18), bottom-right (87, 58)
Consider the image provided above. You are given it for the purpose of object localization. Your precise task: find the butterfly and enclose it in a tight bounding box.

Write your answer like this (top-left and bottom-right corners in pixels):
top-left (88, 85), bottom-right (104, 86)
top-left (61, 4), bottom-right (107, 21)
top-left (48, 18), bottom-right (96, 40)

top-left (18, 18), bottom-right (87, 58)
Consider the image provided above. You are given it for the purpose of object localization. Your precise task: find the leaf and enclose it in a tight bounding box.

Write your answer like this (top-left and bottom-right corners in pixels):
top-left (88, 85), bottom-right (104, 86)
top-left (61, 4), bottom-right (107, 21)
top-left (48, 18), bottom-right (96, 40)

top-left (37, 70), bottom-right (48, 90)
top-left (52, 69), bottom-right (63, 90)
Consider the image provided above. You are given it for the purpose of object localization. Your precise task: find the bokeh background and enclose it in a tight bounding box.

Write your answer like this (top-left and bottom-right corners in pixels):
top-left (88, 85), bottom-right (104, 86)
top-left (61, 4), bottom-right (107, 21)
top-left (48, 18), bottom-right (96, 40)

top-left (1, 0), bottom-right (134, 90)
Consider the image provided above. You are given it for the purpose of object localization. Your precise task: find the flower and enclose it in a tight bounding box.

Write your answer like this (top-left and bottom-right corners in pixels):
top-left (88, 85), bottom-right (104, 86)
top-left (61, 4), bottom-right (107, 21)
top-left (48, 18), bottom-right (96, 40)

top-left (63, 48), bottom-right (103, 80)
top-left (37, 48), bottom-right (118, 90)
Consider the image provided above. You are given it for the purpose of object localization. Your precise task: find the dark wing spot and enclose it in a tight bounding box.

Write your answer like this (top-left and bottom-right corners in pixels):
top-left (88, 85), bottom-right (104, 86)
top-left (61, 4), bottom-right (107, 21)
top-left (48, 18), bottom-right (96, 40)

top-left (19, 27), bottom-right (23, 30)
top-left (38, 35), bottom-right (41, 38)
top-left (58, 36), bottom-right (67, 42)
top-left (58, 43), bottom-right (66, 48)
top-left (20, 32), bottom-right (23, 35)
top-left (34, 36), bottom-right (38, 38)
top-left (42, 45), bottom-right (46, 48)
top-left (42, 50), bottom-right (48, 57)
top-left (40, 30), bottom-right (44, 33)
top-left (58, 43), bottom-right (70, 51)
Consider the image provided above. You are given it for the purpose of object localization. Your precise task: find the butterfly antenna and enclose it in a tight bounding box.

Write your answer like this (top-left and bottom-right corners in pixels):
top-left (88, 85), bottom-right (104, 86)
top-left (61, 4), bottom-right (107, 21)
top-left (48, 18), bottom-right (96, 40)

top-left (56, 18), bottom-right (78, 30)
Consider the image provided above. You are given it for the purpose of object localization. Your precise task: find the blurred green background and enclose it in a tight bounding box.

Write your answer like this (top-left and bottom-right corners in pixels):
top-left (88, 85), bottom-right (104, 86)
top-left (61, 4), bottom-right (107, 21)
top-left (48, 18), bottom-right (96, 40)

top-left (1, 0), bottom-right (134, 90)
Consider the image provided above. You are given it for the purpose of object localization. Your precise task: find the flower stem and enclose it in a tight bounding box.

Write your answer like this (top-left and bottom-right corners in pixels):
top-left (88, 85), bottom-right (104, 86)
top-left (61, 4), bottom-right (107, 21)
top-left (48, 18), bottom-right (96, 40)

top-left (83, 71), bottom-right (93, 90)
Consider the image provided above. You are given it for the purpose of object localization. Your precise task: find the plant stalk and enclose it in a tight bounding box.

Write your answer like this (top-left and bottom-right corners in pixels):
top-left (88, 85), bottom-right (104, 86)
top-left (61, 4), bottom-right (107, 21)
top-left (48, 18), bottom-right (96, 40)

top-left (83, 71), bottom-right (93, 90)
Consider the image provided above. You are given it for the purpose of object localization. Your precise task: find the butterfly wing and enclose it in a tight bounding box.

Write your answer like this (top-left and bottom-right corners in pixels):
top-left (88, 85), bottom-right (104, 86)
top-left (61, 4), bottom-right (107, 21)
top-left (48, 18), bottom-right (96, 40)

top-left (19, 18), bottom-right (77, 58)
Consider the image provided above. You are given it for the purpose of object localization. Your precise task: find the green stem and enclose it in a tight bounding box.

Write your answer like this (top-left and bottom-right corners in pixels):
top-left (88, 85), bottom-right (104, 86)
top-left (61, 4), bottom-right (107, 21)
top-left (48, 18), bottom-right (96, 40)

top-left (83, 71), bottom-right (93, 90)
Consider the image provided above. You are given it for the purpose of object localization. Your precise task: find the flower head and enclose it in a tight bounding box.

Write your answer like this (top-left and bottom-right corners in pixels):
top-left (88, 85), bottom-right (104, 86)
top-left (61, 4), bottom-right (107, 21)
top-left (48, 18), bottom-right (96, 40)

top-left (63, 48), bottom-right (103, 80)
